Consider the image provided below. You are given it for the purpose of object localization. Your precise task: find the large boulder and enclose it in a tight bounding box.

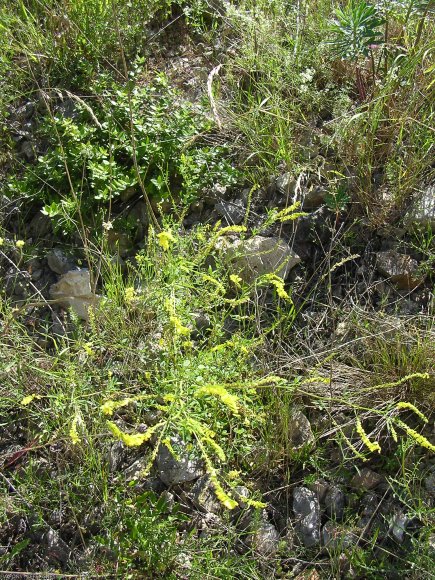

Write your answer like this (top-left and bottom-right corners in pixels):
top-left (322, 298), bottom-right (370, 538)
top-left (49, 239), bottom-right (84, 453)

top-left (221, 235), bottom-right (300, 284)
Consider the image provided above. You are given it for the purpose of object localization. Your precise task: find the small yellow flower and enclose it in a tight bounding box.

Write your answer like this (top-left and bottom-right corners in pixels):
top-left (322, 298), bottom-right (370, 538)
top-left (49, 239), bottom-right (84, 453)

top-left (230, 274), bottom-right (242, 288)
top-left (157, 230), bottom-right (175, 251)
top-left (0, 237), bottom-right (4, 246)
top-left (83, 342), bottom-right (95, 357)
top-left (15, 240), bottom-right (25, 249)
top-left (21, 393), bottom-right (42, 406)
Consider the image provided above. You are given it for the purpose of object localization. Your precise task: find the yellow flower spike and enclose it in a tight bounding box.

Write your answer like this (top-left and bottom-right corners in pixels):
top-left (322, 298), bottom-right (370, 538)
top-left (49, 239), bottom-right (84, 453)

top-left (0, 237), bottom-right (4, 246)
top-left (101, 398), bottom-right (135, 416)
top-left (107, 421), bottom-right (161, 447)
top-left (396, 402), bottom-right (428, 423)
top-left (157, 230), bottom-right (175, 251)
top-left (356, 419), bottom-right (381, 454)
top-left (15, 240), bottom-right (25, 249)
top-left (83, 342), bottom-right (95, 357)
top-left (69, 414), bottom-right (81, 445)
top-left (395, 419), bottom-right (435, 452)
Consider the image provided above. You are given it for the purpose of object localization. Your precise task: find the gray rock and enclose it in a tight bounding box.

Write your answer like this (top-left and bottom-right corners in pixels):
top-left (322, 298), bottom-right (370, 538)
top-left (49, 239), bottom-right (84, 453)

top-left (405, 183), bottom-right (435, 230)
top-left (215, 199), bottom-right (245, 225)
top-left (20, 140), bottom-right (36, 162)
top-left (124, 457), bottom-right (149, 482)
top-left (155, 437), bottom-right (203, 486)
top-left (288, 409), bottom-right (315, 451)
top-left (56, 98), bottom-right (77, 120)
top-left (49, 269), bottom-right (99, 321)
top-left (375, 250), bottom-right (425, 290)
top-left (276, 173), bottom-right (297, 197)
top-left (47, 248), bottom-right (76, 275)
top-left (190, 476), bottom-right (222, 514)
top-left (220, 235), bottom-right (300, 285)
top-left (424, 471), bottom-right (435, 495)
top-left (325, 486), bottom-right (346, 521)
top-left (4, 268), bottom-right (31, 298)
top-left (303, 186), bottom-right (328, 210)
top-left (389, 512), bottom-right (411, 544)
top-left (351, 468), bottom-right (383, 490)
top-left (251, 522), bottom-right (280, 557)
top-left (41, 528), bottom-right (70, 565)
top-left (293, 487), bottom-right (321, 547)
top-left (108, 441), bottom-right (127, 472)
top-left (26, 212), bottom-right (52, 239)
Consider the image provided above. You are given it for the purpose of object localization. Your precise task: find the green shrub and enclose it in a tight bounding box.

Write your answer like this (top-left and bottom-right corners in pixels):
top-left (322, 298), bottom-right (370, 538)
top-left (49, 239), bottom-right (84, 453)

top-left (8, 72), bottom-right (239, 234)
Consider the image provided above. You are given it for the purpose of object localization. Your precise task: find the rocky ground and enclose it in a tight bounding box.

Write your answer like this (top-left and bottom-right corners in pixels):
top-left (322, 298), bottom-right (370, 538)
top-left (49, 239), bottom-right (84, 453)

top-left (1, 3), bottom-right (434, 578)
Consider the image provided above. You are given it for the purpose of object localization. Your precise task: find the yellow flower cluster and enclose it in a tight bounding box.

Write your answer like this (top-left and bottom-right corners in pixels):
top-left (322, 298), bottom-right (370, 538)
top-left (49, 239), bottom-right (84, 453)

top-left (124, 287), bottom-right (136, 303)
top-left (395, 419), bottom-right (435, 453)
top-left (197, 384), bottom-right (239, 416)
top-left (21, 393), bottom-right (42, 406)
top-left (260, 274), bottom-right (292, 301)
top-left (170, 315), bottom-right (191, 336)
top-left (356, 419), bottom-right (381, 454)
top-left (215, 224), bottom-right (247, 236)
top-left (157, 230), bottom-right (175, 251)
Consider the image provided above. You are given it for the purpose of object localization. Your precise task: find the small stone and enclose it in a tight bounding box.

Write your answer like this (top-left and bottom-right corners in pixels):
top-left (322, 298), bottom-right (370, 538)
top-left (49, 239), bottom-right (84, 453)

top-left (424, 471), bottom-right (435, 495)
top-left (47, 248), bottom-right (76, 275)
top-left (276, 173), bottom-right (297, 196)
top-left (221, 235), bottom-right (301, 285)
top-left (108, 441), bottom-right (126, 472)
top-left (20, 140), bottom-right (36, 162)
top-left (303, 186), bottom-right (327, 210)
top-left (405, 183), bottom-right (435, 230)
top-left (154, 437), bottom-right (203, 486)
top-left (308, 480), bottom-right (329, 503)
top-left (389, 512), bottom-right (411, 544)
top-left (215, 199), bottom-right (245, 225)
top-left (251, 522), bottom-right (280, 557)
top-left (375, 250), bottom-right (425, 290)
top-left (325, 486), bottom-right (346, 521)
top-left (190, 476), bottom-right (222, 514)
top-left (293, 487), bottom-right (321, 547)
top-left (351, 468), bottom-right (383, 490)
top-left (49, 269), bottom-right (99, 321)
top-left (288, 409), bottom-right (316, 451)
top-left (41, 528), bottom-right (70, 565)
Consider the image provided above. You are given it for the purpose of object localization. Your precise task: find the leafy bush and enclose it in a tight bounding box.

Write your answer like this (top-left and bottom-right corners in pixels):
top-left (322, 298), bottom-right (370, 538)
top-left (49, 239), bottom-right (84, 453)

top-left (8, 72), bottom-right (239, 233)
